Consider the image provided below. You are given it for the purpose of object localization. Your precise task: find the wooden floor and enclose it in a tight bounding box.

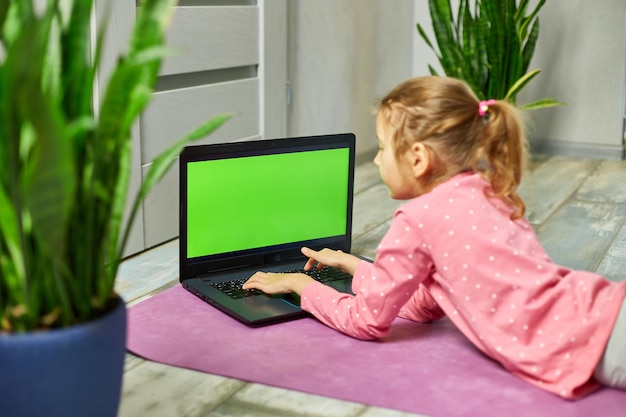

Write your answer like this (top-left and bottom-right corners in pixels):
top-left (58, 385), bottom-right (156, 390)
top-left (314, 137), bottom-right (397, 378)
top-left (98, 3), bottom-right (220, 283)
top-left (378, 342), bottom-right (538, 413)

top-left (116, 155), bottom-right (626, 417)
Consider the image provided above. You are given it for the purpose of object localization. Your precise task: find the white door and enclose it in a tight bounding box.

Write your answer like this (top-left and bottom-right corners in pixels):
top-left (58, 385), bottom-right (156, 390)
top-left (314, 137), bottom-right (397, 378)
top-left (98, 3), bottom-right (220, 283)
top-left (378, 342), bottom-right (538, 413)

top-left (95, 0), bottom-right (287, 256)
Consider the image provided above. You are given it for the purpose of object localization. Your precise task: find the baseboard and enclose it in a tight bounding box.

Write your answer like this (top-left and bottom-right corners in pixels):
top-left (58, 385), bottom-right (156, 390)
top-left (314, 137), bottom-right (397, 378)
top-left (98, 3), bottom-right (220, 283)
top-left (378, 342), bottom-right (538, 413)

top-left (529, 139), bottom-right (626, 160)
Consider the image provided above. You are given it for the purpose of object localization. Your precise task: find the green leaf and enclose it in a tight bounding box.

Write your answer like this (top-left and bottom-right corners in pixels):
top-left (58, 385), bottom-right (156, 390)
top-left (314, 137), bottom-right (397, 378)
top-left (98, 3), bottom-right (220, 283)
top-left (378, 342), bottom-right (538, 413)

top-left (21, 90), bottom-right (76, 264)
top-left (41, 12), bottom-right (62, 102)
top-left (429, 0), bottom-right (481, 92)
top-left (6, 2), bottom-right (75, 266)
top-left (521, 18), bottom-right (540, 75)
top-left (2, 2), bottom-right (31, 47)
top-left (515, 0), bottom-right (530, 23)
top-left (88, 3), bottom-right (110, 106)
top-left (519, 98), bottom-right (567, 111)
top-left (0, 0), bottom-right (12, 43)
top-left (523, 0), bottom-right (547, 32)
top-left (429, 0), bottom-right (460, 75)
top-left (417, 23), bottom-right (437, 53)
top-left (428, 64), bottom-right (440, 76)
top-left (61, 0), bottom-right (94, 120)
top-left (0, 183), bottom-right (25, 286)
top-left (504, 68), bottom-right (540, 102)
top-left (101, 135), bottom-right (132, 306)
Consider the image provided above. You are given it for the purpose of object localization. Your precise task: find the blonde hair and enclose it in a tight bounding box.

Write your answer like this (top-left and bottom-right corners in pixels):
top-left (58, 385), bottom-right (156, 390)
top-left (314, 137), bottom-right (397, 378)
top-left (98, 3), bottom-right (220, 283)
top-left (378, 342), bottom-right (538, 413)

top-left (378, 76), bottom-right (528, 219)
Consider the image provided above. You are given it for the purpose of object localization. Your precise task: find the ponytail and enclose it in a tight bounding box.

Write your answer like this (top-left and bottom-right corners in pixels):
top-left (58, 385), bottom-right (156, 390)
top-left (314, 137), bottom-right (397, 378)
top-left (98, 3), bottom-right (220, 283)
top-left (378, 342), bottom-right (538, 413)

top-left (471, 100), bottom-right (528, 219)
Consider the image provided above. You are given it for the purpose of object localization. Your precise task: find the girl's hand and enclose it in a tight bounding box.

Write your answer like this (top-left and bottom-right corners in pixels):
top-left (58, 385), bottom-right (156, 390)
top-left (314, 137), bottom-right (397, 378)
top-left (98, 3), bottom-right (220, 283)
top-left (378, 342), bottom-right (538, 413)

top-left (242, 247), bottom-right (362, 295)
top-left (242, 272), bottom-right (314, 295)
top-left (301, 247), bottom-right (361, 276)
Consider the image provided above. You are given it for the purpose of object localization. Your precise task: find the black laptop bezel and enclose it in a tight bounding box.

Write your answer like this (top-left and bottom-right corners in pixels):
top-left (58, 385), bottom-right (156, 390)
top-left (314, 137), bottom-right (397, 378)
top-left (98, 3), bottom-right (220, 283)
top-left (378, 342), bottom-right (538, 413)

top-left (179, 133), bottom-right (356, 282)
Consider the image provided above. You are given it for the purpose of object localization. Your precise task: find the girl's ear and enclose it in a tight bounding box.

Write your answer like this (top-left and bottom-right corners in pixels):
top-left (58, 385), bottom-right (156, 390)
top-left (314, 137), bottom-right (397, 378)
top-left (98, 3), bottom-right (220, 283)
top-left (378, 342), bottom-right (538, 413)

top-left (407, 142), bottom-right (432, 180)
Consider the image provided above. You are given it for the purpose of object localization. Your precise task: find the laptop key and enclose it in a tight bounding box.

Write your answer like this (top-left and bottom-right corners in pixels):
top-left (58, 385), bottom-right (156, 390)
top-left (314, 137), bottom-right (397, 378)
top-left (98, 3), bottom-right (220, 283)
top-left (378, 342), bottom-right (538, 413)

top-left (213, 279), bottom-right (263, 299)
top-left (284, 266), bottom-right (351, 283)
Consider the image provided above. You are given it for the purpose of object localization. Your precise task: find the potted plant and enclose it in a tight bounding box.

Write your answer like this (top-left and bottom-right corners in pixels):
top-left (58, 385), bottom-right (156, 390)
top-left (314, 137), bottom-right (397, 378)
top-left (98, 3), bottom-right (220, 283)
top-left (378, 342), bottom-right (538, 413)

top-left (0, 1), bottom-right (230, 416)
top-left (417, 0), bottom-right (564, 110)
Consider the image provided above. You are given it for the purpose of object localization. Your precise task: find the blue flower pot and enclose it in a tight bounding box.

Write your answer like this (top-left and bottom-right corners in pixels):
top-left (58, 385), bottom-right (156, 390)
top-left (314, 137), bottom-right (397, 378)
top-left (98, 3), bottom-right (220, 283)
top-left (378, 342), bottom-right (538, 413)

top-left (0, 298), bottom-right (127, 417)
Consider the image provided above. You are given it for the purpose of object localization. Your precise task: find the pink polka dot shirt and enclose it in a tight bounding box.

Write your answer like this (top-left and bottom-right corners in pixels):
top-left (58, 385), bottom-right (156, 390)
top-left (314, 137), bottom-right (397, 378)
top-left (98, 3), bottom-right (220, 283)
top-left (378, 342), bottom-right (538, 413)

top-left (301, 172), bottom-right (626, 399)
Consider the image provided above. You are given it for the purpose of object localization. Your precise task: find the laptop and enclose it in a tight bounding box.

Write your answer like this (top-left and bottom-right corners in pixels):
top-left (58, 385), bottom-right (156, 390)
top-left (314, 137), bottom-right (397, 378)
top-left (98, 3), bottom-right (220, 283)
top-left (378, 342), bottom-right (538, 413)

top-left (179, 133), bottom-right (357, 326)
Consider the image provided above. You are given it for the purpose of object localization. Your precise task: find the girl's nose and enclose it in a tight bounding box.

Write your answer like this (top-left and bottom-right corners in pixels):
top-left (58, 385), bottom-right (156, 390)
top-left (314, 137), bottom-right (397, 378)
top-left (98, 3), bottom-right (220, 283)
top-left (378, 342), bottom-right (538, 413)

top-left (373, 150), bottom-right (381, 166)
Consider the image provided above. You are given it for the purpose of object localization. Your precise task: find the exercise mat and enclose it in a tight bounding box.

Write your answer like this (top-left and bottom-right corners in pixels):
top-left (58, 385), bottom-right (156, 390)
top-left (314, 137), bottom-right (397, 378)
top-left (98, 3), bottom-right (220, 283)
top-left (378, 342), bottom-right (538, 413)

top-left (127, 285), bottom-right (626, 417)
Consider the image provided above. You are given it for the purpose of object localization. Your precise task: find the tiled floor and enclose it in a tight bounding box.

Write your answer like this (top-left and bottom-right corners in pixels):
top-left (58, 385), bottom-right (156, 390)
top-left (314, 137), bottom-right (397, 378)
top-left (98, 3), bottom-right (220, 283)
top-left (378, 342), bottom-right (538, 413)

top-left (116, 155), bottom-right (626, 417)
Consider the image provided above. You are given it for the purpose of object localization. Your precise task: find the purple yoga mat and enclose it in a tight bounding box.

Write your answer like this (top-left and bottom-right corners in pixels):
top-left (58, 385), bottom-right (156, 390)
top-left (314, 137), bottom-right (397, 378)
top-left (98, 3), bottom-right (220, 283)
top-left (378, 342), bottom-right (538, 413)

top-left (127, 285), bottom-right (626, 417)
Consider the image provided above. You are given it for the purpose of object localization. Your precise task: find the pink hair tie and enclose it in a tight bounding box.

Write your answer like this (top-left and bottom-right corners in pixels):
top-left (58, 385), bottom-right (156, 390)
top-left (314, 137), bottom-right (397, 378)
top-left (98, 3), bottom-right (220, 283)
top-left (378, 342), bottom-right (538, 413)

top-left (478, 99), bottom-right (496, 117)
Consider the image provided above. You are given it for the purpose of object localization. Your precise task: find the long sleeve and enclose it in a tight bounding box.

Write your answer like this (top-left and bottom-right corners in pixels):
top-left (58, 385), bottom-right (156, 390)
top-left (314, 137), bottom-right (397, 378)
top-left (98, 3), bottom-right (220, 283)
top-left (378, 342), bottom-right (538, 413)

top-left (398, 283), bottom-right (445, 323)
top-left (300, 211), bottom-right (435, 340)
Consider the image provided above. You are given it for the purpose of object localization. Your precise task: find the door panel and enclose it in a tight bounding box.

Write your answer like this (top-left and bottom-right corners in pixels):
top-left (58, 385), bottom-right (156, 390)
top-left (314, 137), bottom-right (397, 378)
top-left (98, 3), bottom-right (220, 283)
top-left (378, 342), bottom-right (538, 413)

top-left (140, 79), bottom-right (260, 163)
top-left (160, 6), bottom-right (259, 75)
top-left (95, 0), bottom-right (286, 256)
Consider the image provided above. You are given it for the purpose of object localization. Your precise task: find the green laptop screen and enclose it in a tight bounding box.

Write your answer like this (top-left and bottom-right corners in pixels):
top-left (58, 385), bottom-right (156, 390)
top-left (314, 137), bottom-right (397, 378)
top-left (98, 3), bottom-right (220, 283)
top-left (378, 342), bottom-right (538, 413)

top-left (187, 147), bottom-right (350, 259)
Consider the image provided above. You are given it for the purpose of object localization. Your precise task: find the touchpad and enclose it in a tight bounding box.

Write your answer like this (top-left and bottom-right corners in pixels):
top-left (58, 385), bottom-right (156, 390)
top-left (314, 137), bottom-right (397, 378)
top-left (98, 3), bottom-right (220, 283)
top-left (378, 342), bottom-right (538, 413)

top-left (279, 292), bottom-right (301, 307)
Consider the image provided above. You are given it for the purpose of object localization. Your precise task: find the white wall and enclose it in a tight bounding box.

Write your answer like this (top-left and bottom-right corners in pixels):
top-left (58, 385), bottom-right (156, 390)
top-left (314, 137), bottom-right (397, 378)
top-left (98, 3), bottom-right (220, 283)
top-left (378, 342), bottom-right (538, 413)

top-left (412, 0), bottom-right (626, 159)
top-left (287, 0), bottom-right (415, 163)
top-left (519, 0), bottom-right (626, 159)
top-left (412, 1), bottom-right (439, 77)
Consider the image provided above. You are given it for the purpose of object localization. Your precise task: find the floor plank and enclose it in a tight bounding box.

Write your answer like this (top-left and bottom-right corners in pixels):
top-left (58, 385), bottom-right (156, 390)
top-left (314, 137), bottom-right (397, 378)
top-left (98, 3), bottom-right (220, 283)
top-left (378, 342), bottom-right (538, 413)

top-left (596, 221), bottom-right (626, 282)
top-left (209, 384), bottom-right (366, 417)
top-left (352, 183), bottom-right (402, 240)
top-left (536, 200), bottom-right (626, 272)
top-left (518, 156), bottom-right (599, 225)
top-left (352, 219), bottom-right (392, 260)
top-left (359, 407), bottom-right (431, 417)
top-left (575, 159), bottom-right (626, 203)
top-left (118, 361), bottom-right (245, 417)
top-left (116, 239), bottom-right (179, 304)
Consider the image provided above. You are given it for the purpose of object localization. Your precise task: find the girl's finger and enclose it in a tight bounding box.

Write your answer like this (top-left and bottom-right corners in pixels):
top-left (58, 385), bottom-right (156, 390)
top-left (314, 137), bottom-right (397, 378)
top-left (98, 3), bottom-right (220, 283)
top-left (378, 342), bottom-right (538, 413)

top-left (302, 247), bottom-right (319, 270)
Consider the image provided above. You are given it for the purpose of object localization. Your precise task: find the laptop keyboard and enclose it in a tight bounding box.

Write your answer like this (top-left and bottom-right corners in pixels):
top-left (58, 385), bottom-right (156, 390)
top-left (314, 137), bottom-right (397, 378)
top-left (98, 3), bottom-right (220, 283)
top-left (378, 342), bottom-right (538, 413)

top-left (211, 267), bottom-right (351, 299)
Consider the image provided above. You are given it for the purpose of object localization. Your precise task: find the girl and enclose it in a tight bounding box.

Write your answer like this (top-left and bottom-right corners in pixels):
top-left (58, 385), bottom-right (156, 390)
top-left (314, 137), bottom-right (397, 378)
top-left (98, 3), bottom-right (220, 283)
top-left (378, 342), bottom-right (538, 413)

top-left (243, 76), bottom-right (626, 400)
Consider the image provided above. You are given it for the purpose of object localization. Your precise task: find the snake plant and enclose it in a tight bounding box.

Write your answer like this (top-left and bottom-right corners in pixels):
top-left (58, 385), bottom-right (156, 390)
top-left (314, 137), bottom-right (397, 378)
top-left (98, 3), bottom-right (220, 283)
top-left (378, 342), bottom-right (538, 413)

top-left (0, 0), bottom-right (230, 331)
top-left (418, 0), bottom-right (564, 110)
